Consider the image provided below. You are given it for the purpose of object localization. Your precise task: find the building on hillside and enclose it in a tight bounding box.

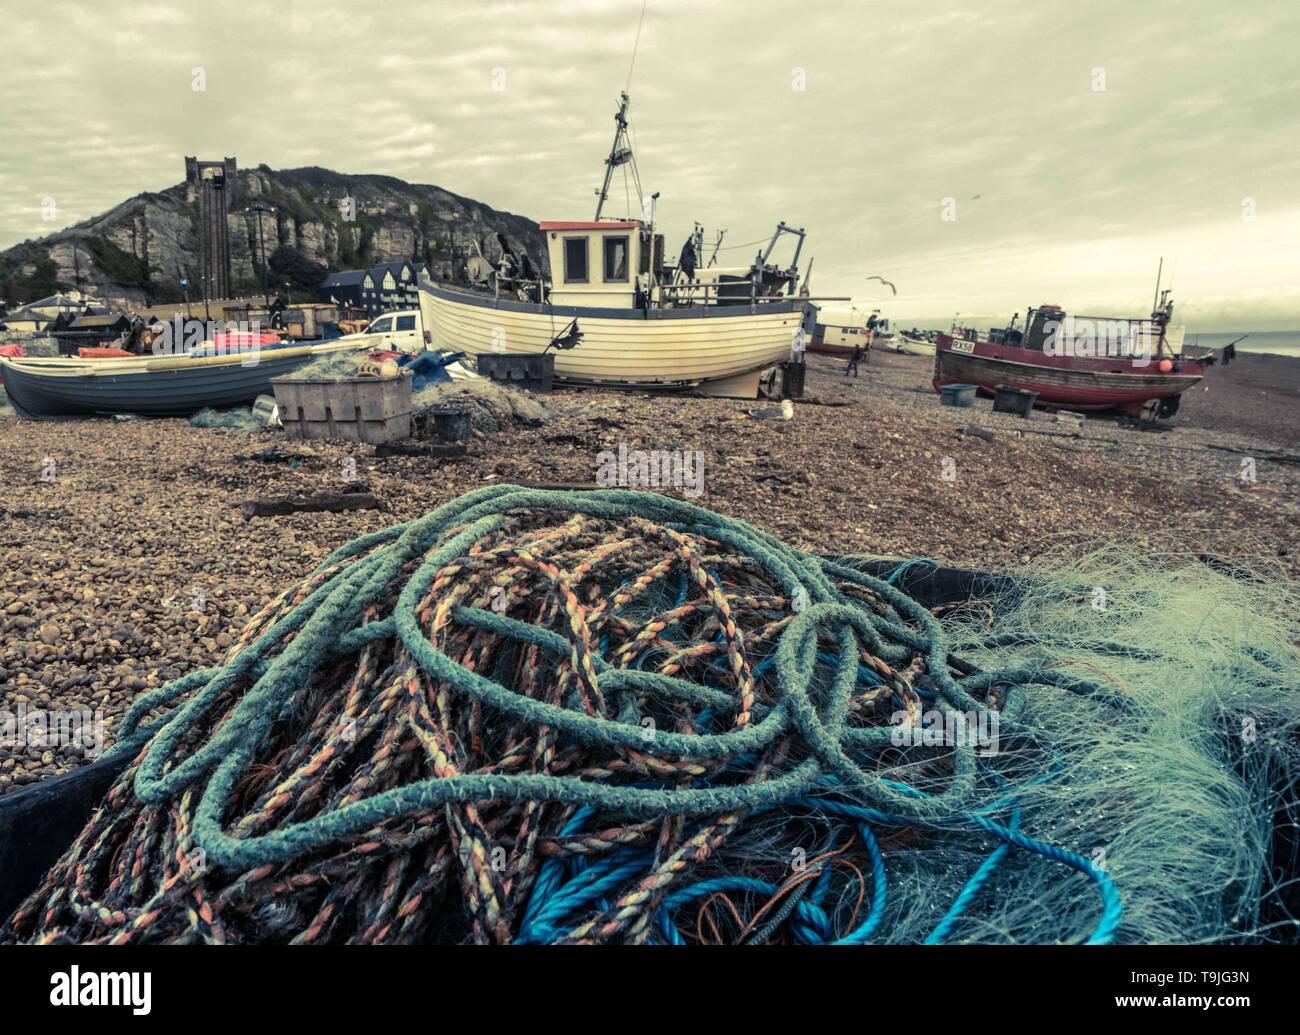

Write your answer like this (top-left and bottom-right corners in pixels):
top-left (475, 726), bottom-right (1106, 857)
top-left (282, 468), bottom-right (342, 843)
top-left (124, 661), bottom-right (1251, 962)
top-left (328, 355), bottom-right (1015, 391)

top-left (371, 261), bottom-right (420, 309)
top-left (319, 269), bottom-right (375, 312)
top-left (136, 297), bottom-right (259, 322)
top-left (2, 308), bottom-right (54, 332)
top-left (51, 313), bottom-right (138, 355)
top-left (24, 292), bottom-right (108, 318)
top-left (319, 262), bottom-right (427, 315)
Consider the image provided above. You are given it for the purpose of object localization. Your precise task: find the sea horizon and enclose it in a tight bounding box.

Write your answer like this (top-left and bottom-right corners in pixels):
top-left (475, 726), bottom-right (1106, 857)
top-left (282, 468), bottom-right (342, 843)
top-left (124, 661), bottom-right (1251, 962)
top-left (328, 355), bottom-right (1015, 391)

top-left (894, 321), bottom-right (1300, 358)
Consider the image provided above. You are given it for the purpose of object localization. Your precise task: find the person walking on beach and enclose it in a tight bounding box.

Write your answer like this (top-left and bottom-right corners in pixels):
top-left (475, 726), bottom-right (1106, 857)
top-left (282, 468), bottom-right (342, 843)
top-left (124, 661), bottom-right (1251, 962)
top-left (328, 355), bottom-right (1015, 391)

top-left (846, 339), bottom-right (863, 378)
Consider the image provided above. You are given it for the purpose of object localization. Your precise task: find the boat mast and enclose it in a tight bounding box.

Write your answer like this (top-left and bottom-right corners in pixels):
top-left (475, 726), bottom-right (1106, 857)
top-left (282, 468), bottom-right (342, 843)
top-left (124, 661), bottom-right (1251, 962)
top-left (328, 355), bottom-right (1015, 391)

top-left (1151, 257), bottom-right (1169, 355)
top-left (594, 92), bottom-right (634, 221)
top-left (594, 2), bottom-right (649, 221)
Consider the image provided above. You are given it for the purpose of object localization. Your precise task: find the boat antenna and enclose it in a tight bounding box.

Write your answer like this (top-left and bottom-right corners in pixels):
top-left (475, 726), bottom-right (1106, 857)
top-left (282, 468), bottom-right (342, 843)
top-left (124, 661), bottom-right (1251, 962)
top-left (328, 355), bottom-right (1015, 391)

top-left (594, 1), bottom-right (649, 221)
top-left (1151, 256), bottom-right (1163, 315)
top-left (708, 229), bottom-right (725, 267)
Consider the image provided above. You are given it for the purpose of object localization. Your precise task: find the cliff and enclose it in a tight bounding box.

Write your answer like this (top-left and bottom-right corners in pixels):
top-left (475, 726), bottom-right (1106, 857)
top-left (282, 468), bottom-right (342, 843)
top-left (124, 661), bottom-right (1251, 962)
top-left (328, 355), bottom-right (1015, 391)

top-left (0, 164), bottom-right (545, 308)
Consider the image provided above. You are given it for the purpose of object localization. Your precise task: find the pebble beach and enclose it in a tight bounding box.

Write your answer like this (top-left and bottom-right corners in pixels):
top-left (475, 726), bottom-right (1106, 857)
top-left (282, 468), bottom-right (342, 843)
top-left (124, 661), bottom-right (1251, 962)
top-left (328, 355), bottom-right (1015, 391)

top-left (1, 350), bottom-right (1297, 791)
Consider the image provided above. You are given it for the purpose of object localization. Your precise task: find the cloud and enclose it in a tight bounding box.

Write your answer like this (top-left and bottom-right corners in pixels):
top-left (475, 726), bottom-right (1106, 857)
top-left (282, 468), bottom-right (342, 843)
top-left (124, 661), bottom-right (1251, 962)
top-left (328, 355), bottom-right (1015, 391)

top-left (1, 0), bottom-right (1298, 329)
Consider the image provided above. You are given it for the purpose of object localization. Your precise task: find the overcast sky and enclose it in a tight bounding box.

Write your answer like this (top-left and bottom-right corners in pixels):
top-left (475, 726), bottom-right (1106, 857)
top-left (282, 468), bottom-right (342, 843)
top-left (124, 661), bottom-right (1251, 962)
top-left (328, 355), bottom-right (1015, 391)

top-left (2, 0), bottom-right (1297, 329)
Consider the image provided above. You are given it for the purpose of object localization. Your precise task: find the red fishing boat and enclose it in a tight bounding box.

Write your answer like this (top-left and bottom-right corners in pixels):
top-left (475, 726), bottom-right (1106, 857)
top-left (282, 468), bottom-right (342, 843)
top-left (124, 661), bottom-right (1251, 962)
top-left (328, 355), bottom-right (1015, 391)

top-left (933, 283), bottom-right (1208, 419)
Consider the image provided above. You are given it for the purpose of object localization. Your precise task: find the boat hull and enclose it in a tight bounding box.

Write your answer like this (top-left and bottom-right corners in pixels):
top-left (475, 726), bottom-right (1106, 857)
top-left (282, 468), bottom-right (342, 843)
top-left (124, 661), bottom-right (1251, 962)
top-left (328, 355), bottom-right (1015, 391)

top-left (932, 333), bottom-right (1205, 415)
top-left (0, 343), bottom-right (368, 419)
top-left (419, 282), bottom-right (803, 389)
top-left (898, 337), bottom-right (936, 357)
top-left (807, 341), bottom-right (856, 358)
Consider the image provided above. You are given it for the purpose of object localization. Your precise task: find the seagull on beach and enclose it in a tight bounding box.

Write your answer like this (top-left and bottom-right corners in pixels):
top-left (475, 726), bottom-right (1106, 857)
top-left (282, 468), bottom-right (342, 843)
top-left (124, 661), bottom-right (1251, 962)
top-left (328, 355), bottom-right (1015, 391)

top-left (865, 275), bottom-right (897, 295)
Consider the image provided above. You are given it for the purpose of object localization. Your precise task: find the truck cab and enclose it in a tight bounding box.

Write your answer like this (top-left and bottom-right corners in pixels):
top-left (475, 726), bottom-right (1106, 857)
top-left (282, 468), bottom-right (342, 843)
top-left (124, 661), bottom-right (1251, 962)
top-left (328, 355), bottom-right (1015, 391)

top-left (336, 309), bottom-right (428, 353)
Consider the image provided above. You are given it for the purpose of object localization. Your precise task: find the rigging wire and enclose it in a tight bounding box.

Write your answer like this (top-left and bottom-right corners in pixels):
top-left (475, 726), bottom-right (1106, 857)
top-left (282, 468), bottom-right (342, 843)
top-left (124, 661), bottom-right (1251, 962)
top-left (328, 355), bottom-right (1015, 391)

top-left (627, 124), bottom-right (646, 216)
top-left (715, 236), bottom-right (776, 252)
top-left (626, 0), bottom-right (649, 93)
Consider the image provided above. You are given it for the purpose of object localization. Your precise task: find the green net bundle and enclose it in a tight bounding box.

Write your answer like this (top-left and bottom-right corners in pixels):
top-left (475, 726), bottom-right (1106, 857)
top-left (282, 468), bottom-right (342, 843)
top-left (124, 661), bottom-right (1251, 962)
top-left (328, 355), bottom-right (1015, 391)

top-left (3, 486), bottom-right (1297, 944)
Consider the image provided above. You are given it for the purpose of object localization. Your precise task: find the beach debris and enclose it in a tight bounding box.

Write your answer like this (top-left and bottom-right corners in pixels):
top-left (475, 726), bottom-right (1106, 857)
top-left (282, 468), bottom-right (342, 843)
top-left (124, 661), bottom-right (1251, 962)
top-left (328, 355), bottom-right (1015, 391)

top-left (401, 350), bottom-right (471, 388)
top-left (372, 442), bottom-right (468, 459)
top-left (960, 424), bottom-right (996, 442)
top-left (1054, 411), bottom-right (1085, 434)
top-left (514, 480), bottom-right (606, 491)
top-left (237, 447), bottom-right (303, 465)
top-left (251, 394), bottom-right (281, 427)
top-left (357, 356), bottom-right (400, 378)
top-left (238, 484), bottom-right (381, 518)
top-left (1206, 442), bottom-right (1300, 467)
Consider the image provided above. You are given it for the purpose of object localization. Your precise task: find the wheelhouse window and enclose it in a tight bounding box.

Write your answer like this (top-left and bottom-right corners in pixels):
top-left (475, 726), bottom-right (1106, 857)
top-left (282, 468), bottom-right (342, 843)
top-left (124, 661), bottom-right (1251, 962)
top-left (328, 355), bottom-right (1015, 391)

top-left (563, 237), bottom-right (589, 283)
top-left (603, 235), bottom-right (629, 282)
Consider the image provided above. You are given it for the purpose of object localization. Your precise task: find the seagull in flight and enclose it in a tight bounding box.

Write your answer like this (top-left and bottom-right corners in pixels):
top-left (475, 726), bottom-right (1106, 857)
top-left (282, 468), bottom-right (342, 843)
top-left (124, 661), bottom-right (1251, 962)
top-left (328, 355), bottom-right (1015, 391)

top-left (865, 275), bottom-right (897, 295)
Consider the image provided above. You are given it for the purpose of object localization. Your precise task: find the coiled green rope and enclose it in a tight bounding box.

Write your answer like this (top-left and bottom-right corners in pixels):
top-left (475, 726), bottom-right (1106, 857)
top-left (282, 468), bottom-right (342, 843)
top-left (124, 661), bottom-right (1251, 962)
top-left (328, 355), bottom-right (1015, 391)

top-left (111, 486), bottom-right (1084, 869)
top-left (5, 484), bottom-right (1122, 944)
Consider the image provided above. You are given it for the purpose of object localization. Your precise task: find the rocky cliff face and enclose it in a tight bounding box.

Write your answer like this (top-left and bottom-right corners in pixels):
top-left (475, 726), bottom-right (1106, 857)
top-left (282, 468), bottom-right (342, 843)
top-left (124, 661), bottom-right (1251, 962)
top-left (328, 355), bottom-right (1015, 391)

top-left (0, 165), bottom-right (545, 309)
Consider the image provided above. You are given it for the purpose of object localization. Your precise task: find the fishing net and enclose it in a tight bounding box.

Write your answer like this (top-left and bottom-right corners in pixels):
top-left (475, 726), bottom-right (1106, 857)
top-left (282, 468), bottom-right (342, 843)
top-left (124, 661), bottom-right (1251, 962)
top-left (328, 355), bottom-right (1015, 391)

top-left (188, 407), bottom-right (263, 431)
top-left (4, 486), bottom-right (1297, 945)
top-left (291, 350), bottom-right (366, 380)
top-left (412, 379), bottom-right (551, 436)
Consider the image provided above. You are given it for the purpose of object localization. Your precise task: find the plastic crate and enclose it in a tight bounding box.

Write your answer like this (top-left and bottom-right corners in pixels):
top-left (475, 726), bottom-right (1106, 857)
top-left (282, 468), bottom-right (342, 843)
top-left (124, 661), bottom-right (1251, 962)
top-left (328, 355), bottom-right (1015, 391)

top-left (271, 370), bottom-right (412, 444)
top-left (475, 353), bottom-right (555, 393)
top-left (992, 384), bottom-right (1038, 418)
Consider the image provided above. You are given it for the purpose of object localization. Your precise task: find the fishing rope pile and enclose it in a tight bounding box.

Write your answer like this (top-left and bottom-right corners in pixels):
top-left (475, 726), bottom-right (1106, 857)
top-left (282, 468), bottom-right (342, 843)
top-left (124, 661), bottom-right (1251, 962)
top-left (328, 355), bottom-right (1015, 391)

top-left (4, 486), bottom-right (1296, 945)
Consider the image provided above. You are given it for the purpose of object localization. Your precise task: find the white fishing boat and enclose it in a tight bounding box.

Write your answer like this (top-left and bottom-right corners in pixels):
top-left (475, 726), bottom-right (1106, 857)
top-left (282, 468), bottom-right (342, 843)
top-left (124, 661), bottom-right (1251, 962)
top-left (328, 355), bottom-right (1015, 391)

top-left (806, 306), bottom-right (873, 358)
top-left (418, 93), bottom-right (826, 398)
top-left (897, 331), bottom-right (936, 357)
